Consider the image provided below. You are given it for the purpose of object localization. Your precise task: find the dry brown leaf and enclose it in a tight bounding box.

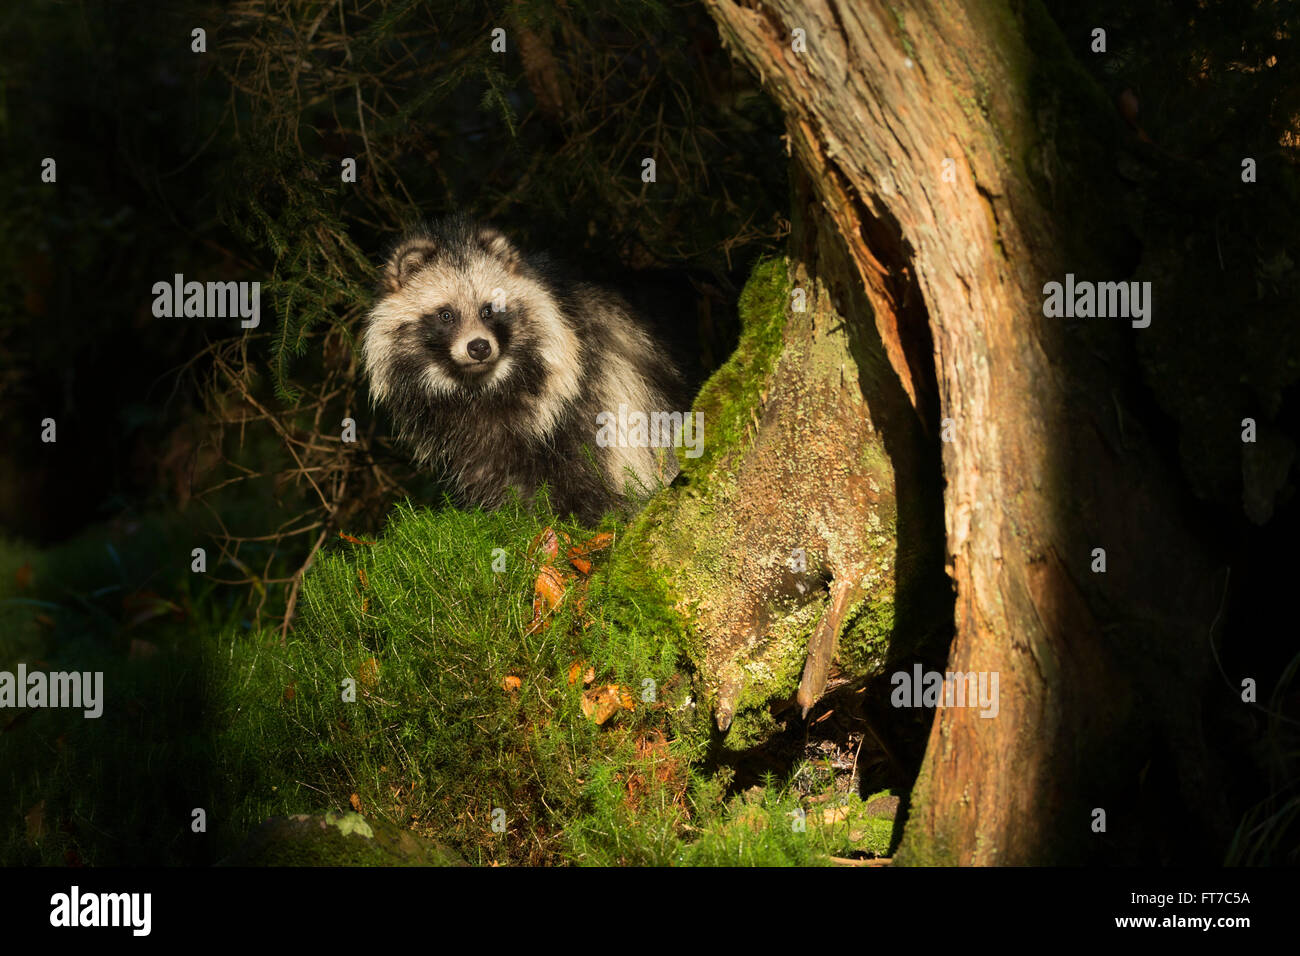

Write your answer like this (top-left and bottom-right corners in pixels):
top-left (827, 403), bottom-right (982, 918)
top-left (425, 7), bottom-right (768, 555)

top-left (535, 566), bottom-right (567, 608)
top-left (569, 556), bottom-right (593, 576)
top-left (566, 660), bottom-right (596, 686)
top-left (528, 526), bottom-right (570, 562)
top-left (525, 565), bottom-right (569, 635)
top-left (568, 531), bottom-right (615, 558)
top-left (581, 684), bottom-right (635, 725)
top-left (349, 792), bottom-right (363, 812)
top-left (525, 603), bottom-right (547, 635)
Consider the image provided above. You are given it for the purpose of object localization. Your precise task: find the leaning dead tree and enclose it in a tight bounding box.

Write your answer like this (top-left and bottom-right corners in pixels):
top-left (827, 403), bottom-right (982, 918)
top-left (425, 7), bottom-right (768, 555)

top-left (685, 0), bottom-right (1229, 862)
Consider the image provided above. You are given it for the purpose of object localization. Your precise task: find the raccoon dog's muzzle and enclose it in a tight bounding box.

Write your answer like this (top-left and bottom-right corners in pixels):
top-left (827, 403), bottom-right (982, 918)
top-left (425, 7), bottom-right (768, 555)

top-left (418, 314), bottom-right (498, 372)
top-left (452, 322), bottom-right (498, 371)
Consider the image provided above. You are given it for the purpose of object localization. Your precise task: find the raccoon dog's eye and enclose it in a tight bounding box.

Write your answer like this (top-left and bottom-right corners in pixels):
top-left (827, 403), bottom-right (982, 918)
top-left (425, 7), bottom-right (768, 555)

top-left (438, 309), bottom-right (454, 324)
top-left (480, 304), bottom-right (494, 320)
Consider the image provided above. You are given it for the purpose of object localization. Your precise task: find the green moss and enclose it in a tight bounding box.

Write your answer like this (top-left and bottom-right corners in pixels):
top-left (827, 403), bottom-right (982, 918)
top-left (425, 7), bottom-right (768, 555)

top-left (894, 825), bottom-right (960, 867)
top-left (720, 704), bottom-right (783, 754)
top-left (811, 790), bottom-right (899, 858)
top-left (889, 5), bottom-right (918, 62)
top-left (748, 603), bottom-right (818, 700)
top-left (839, 599), bottom-right (895, 676)
top-left (682, 257), bottom-right (790, 492)
top-left (893, 759), bottom-right (962, 865)
top-left (567, 767), bottom-right (895, 866)
top-left (620, 259), bottom-right (807, 718)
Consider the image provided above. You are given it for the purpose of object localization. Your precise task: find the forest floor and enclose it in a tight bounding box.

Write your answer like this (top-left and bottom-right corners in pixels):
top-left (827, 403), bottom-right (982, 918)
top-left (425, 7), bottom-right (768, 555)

top-left (0, 500), bottom-right (903, 866)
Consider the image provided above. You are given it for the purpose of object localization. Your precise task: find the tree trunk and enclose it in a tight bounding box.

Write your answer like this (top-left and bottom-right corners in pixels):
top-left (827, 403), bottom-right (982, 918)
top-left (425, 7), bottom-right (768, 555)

top-left (702, 0), bottom-right (1229, 863)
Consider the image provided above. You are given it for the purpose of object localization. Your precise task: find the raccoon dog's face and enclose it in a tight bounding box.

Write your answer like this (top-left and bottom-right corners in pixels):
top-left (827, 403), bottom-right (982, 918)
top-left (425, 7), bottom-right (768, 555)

top-left (364, 223), bottom-right (521, 393)
top-left (364, 219), bottom-right (582, 438)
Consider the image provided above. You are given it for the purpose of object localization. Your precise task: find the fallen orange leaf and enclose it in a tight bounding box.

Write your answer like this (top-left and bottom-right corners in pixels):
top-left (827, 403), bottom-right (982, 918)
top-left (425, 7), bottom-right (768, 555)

top-left (567, 660), bottom-right (596, 686)
top-left (568, 531), bottom-right (615, 558)
top-left (581, 685), bottom-right (636, 725)
top-left (535, 566), bottom-right (567, 608)
top-left (525, 565), bottom-right (569, 635)
top-left (502, 674), bottom-right (522, 692)
top-left (350, 793), bottom-right (363, 812)
top-left (528, 526), bottom-right (570, 562)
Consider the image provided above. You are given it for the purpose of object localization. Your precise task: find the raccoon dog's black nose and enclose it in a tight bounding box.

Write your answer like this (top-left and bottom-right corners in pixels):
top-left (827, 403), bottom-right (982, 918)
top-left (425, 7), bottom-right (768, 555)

top-left (467, 338), bottom-right (492, 361)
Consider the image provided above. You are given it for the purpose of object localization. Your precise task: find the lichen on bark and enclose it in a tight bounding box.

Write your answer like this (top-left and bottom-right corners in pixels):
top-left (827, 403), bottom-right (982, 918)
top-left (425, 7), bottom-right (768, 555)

top-left (620, 257), bottom-right (901, 745)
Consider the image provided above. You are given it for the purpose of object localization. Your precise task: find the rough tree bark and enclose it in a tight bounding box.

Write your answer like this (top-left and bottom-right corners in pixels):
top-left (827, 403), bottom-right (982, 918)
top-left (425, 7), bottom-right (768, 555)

top-left (698, 0), bottom-right (1229, 863)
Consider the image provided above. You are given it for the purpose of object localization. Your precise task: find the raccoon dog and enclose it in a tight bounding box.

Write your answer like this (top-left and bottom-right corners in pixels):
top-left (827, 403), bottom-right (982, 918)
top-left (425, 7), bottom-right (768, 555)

top-left (363, 216), bottom-right (686, 525)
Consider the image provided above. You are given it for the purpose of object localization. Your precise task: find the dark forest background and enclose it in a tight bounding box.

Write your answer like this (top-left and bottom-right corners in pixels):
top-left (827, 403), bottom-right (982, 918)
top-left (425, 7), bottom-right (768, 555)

top-left (0, 0), bottom-right (1296, 865)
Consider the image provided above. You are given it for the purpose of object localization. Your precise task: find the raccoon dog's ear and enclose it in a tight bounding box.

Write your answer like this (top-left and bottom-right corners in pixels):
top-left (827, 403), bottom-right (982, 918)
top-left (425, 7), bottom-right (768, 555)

top-left (476, 225), bottom-right (524, 274)
top-left (383, 236), bottom-right (439, 292)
